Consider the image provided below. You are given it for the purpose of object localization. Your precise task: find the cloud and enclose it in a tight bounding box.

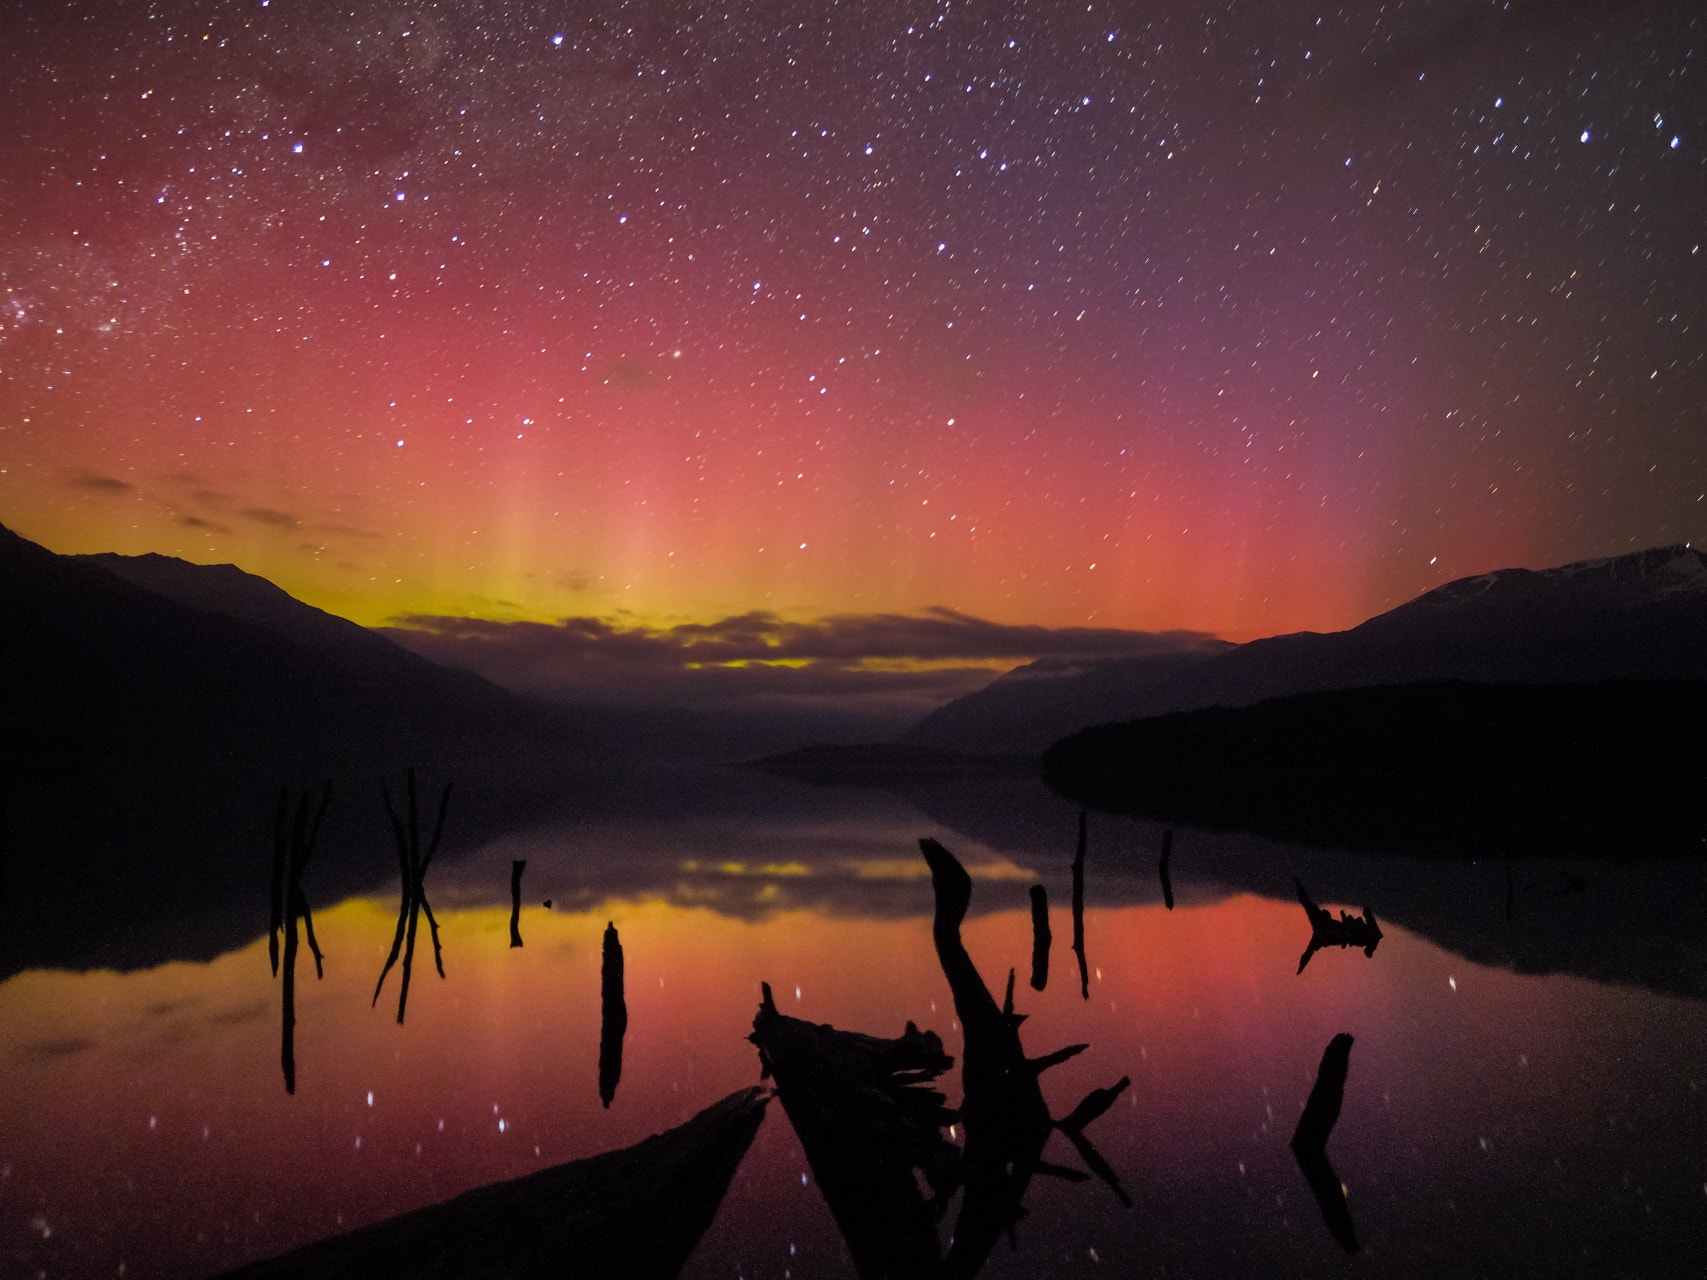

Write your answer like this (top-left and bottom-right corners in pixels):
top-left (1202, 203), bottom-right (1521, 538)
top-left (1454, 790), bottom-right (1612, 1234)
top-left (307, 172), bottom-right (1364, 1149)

top-left (67, 471), bottom-right (134, 494)
top-left (239, 507), bottom-right (300, 528)
top-left (317, 521), bottom-right (383, 541)
top-left (379, 608), bottom-right (1226, 716)
top-left (178, 515), bottom-right (233, 533)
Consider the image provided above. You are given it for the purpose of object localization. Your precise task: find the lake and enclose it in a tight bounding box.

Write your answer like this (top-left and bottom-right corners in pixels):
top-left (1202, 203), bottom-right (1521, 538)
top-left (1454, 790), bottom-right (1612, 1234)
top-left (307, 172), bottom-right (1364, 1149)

top-left (3, 764), bottom-right (1706, 1278)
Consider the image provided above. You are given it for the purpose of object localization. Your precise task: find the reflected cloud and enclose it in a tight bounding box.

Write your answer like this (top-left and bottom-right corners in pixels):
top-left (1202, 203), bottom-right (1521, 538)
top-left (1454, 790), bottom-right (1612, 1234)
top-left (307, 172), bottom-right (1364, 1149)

top-left (378, 609), bottom-right (1221, 712)
top-left (16, 1036), bottom-right (94, 1062)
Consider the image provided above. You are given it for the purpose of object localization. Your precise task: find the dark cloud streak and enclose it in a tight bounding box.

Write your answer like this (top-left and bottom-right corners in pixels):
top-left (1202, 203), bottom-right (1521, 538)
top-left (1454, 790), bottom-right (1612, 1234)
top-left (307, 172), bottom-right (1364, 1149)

top-left (380, 610), bottom-right (1225, 714)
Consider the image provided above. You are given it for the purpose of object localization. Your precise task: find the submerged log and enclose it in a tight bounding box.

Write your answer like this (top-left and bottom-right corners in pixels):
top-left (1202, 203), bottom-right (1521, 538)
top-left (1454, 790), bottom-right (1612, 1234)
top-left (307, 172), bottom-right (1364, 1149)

top-left (218, 1086), bottom-right (770, 1279)
top-left (919, 838), bottom-right (1130, 1277)
top-left (751, 985), bottom-right (959, 1280)
top-left (1028, 884), bottom-right (1051, 992)
top-left (599, 921), bottom-right (627, 1108)
top-left (1294, 880), bottom-right (1382, 974)
top-left (1291, 1032), bottom-right (1359, 1254)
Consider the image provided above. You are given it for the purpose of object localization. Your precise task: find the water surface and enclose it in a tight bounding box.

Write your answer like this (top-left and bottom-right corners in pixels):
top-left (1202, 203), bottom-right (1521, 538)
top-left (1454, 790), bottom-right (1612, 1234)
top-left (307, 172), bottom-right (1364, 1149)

top-left (4, 767), bottom-right (1705, 1278)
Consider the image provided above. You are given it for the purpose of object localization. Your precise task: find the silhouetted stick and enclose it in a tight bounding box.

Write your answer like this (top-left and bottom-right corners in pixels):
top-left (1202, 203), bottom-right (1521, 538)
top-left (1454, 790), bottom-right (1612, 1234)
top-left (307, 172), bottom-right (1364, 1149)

top-left (510, 859), bottom-right (526, 947)
top-left (420, 895), bottom-right (446, 979)
top-left (1158, 828), bottom-right (1175, 911)
top-left (295, 784), bottom-right (331, 979)
top-left (276, 779), bottom-right (332, 1094)
top-left (1291, 1032), bottom-right (1358, 1254)
top-left (419, 780), bottom-right (451, 979)
top-left (281, 883), bottom-right (299, 1094)
top-left (1072, 812), bottom-right (1089, 1000)
top-left (294, 886), bottom-right (324, 980)
top-left (373, 769), bottom-right (451, 1023)
top-left (373, 781), bottom-right (412, 1007)
top-left (1028, 884), bottom-right (1050, 991)
top-left (599, 921), bottom-right (627, 1108)
top-left (269, 789), bottom-right (289, 977)
top-left (1505, 850), bottom-right (1514, 922)
top-left (398, 863), bottom-right (422, 1024)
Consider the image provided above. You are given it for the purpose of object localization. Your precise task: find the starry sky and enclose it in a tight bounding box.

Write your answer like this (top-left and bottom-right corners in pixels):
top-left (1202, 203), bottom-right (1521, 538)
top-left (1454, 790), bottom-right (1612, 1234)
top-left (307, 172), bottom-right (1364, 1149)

top-left (2, 0), bottom-right (1702, 649)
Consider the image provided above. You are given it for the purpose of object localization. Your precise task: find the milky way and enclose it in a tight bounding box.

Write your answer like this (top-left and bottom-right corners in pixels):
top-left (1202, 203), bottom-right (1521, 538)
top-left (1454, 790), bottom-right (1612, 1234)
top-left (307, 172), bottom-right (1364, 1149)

top-left (1, 0), bottom-right (1702, 638)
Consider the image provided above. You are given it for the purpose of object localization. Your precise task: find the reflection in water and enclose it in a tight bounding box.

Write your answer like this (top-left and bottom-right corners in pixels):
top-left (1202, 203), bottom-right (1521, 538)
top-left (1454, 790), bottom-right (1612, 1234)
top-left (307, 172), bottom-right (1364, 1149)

top-left (273, 783), bottom-right (331, 1095)
top-left (1289, 1032), bottom-right (1359, 1255)
top-left (1294, 879), bottom-right (1382, 974)
top-left (220, 1086), bottom-right (770, 1279)
top-left (920, 837), bottom-right (1130, 1276)
top-left (753, 839), bottom-right (1130, 1280)
top-left (1028, 884), bottom-right (1050, 992)
top-left (1158, 827), bottom-right (1175, 910)
top-left (508, 859), bottom-right (526, 948)
top-left (600, 921), bottom-right (628, 1108)
top-left (1071, 813), bottom-right (1089, 1001)
top-left (372, 770), bottom-right (451, 1024)
top-left (6, 768), bottom-right (1707, 1279)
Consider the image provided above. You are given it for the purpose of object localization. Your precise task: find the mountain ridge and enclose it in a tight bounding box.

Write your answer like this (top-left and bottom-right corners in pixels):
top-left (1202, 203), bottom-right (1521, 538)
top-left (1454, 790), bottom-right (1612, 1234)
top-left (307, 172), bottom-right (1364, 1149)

top-left (0, 521), bottom-right (612, 974)
top-left (903, 544), bottom-right (1707, 755)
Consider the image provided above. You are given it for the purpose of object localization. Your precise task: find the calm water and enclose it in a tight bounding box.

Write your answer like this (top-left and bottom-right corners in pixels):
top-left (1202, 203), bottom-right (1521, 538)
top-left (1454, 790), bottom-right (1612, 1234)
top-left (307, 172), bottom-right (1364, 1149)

top-left (4, 766), bottom-right (1706, 1278)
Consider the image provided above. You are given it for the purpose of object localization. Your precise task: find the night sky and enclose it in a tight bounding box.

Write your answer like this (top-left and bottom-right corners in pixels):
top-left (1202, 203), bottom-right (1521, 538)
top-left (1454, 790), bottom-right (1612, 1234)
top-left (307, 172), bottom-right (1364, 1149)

top-left (2, 0), bottom-right (1702, 648)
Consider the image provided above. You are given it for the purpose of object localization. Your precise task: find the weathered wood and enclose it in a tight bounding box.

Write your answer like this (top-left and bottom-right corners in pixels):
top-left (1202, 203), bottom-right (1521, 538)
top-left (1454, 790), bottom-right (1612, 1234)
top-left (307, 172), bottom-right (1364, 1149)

top-left (599, 921), bottom-right (627, 1108)
top-left (1295, 880), bottom-right (1382, 974)
top-left (751, 985), bottom-right (959, 1280)
top-left (1028, 884), bottom-right (1050, 992)
top-left (1071, 813), bottom-right (1089, 999)
top-left (218, 1086), bottom-right (770, 1279)
top-left (919, 838), bottom-right (1130, 1277)
top-left (509, 859), bottom-right (526, 947)
top-left (1291, 1032), bottom-right (1359, 1254)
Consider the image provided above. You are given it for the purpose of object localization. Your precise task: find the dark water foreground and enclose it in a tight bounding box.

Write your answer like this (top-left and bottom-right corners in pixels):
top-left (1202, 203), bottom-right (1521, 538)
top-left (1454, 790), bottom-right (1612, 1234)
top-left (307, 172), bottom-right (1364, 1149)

top-left (3, 764), bottom-right (1706, 1279)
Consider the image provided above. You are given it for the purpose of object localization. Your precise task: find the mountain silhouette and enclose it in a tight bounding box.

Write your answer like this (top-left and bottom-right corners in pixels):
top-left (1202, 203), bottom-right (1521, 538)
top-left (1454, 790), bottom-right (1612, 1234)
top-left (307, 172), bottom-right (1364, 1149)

top-left (903, 545), bottom-right (1707, 755)
top-left (0, 522), bottom-right (614, 974)
top-left (75, 550), bottom-right (476, 684)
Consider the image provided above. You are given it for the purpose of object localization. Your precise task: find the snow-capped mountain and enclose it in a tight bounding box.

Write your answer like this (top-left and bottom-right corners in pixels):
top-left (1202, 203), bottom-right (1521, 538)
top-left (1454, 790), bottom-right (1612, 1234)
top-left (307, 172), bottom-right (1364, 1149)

top-left (904, 545), bottom-right (1707, 755)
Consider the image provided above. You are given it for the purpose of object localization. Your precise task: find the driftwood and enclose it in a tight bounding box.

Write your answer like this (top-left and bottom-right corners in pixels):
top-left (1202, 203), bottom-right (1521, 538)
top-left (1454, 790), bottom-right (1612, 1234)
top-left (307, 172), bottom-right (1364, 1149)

top-left (509, 859), bottom-right (526, 948)
top-left (1290, 1032), bottom-right (1359, 1254)
top-left (751, 838), bottom-right (1131, 1279)
top-left (1295, 880), bottom-right (1382, 974)
top-left (1028, 884), bottom-right (1050, 992)
top-left (751, 986), bottom-right (960, 1280)
top-left (599, 921), bottom-right (627, 1108)
top-left (218, 1086), bottom-right (770, 1279)
top-left (921, 837), bottom-right (1130, 1278)
top-left (1071, 812), bottom-right (1089, 999)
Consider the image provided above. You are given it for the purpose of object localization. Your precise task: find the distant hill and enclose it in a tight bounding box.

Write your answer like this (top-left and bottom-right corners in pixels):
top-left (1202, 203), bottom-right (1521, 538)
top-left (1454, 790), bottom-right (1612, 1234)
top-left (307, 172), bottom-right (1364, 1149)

top-left (0, 523), bottom-right (615, 974)
top-left (1040, 679), bottom-right (1707, 858)
top-left (904, 545), bottom-right (1707, 755)
top-left (75, 550), bottom-right (463, 680)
